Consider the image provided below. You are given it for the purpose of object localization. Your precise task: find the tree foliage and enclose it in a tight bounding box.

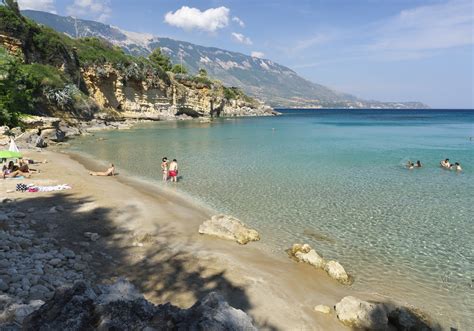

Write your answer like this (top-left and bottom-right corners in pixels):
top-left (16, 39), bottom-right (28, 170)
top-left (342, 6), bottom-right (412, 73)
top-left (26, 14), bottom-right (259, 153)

top-left (148, 48), bottom-right (172, 72)
top-left (0, 47), bottom-right (33, 127)
top-left (198, 68), bottom-right (208, 77)
top-left (171, 64), bottom-right (187, 74)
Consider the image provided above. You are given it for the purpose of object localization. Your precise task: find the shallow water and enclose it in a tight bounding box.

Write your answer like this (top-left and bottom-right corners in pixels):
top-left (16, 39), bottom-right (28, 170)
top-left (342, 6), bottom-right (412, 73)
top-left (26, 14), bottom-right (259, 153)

top-left (70, 109), bottom-right (474, 329)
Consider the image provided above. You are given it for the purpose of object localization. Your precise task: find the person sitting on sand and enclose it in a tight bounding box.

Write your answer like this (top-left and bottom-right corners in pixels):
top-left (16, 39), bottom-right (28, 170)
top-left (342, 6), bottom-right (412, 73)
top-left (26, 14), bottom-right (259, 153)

top-left (3, 161), bottom-right (30, 179)
top-left (440, 159), bottom-right (450, 169)
top-left (450, 162), bottom-right (462, 172)
top-left (169, 159), bottom-right (178, 182)
top-left (161, 157), bottom-right (168, 181)
top-left (18, 159), bottom-right (39, 173)
top-left (89, 163), bottom-right (115, 176)
top-left (415, 160), bottom-right (422, 168)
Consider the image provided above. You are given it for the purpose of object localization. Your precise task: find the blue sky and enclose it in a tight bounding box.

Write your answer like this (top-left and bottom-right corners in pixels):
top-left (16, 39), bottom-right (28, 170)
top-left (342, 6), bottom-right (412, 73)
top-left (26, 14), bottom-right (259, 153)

top-left (18, 0), bottom-right (474, 108)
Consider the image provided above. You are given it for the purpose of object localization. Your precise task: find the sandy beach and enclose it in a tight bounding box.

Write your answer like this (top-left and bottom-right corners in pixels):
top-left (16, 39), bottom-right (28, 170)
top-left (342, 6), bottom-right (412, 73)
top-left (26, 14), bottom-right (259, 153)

top-left (0, 148), bottom-right (376, 330)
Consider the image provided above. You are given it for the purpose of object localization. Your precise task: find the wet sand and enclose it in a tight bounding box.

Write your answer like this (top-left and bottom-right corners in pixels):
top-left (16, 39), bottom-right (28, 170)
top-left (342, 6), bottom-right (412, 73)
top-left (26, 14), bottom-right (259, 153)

top-left (1, 149), bottom-right (394, 330)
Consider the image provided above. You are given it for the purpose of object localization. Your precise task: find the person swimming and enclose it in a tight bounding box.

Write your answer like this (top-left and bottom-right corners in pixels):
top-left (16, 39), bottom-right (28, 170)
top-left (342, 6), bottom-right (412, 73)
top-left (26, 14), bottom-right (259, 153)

top-left (415, 160), bottom-right (422, 168)
top-left (440, 159), bottom-right (450, 169)
top-left (451, 162), bottom-right (462, 171)
top-left (406, 161), bottom-right (414, 169)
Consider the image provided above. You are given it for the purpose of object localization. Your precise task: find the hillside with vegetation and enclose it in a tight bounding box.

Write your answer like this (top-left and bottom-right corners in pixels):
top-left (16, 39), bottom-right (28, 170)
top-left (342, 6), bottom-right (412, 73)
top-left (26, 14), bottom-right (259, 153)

top-left (22, 9), bottom-right (429, 109)
top-left (0, 3), bottom-right (270, 127)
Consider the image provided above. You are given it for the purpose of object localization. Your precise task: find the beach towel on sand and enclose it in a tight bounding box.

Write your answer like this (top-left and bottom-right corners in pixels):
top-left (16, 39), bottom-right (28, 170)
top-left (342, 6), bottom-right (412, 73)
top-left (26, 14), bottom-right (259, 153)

top-left (27, 184), bottom-right (72, 192)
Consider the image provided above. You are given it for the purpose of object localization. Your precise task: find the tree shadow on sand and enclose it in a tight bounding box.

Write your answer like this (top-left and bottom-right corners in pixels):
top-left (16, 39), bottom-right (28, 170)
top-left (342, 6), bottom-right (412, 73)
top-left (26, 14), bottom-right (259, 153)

top-left (10, 192), bottom-right (278, 330)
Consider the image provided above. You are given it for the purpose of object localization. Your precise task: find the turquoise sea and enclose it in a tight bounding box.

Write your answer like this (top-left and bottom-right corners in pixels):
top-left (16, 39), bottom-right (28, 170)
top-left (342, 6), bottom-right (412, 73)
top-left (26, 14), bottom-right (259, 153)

top-left (70, 109), bottom-right (474, 329)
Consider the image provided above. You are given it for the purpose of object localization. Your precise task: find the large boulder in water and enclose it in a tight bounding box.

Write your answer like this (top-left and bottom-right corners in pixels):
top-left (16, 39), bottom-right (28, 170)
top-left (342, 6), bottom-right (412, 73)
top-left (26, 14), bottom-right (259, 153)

top-left (21, 280), bottom-right (257, 330)
top-left (198, 214), bottom-right (260, 245)
top-left (335, 296), bottom-right (388, 330)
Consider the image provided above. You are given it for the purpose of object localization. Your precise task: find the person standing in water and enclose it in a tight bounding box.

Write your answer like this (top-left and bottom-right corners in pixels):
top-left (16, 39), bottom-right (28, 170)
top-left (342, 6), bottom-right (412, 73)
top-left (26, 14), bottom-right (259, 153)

top-left (161, 157), bottom-right (168, 181)
top-left (169, 159), bottom-right (179, 182)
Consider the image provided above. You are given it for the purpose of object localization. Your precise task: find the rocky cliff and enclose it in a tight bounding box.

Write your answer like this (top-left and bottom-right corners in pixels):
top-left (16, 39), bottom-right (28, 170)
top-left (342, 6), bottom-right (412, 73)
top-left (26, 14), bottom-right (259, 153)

top-left (0, 5), bottom-right (274, 129)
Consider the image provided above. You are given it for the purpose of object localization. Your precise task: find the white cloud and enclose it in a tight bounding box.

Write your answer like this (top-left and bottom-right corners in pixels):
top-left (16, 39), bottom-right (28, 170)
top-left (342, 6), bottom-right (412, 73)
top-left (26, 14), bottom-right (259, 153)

top-left (164, 6), bottom-right (229, 32)
top-left (251, 51), bottom-right (265, 58)
top-left (232, 16), bottom-right (245, 28)
top-left (17, 0), bottom-right (56, 13)
top-left (67, 0), bottom-right (112, 22)
top-left (231, 32), bottom-right (252, 45)
top-left (370, 0), bottom-right (473, 52)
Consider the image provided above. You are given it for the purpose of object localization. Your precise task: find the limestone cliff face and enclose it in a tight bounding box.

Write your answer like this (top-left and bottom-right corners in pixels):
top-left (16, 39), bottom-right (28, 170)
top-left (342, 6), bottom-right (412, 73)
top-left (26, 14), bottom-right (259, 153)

top-left (81, 64), bottom-right (273, 119)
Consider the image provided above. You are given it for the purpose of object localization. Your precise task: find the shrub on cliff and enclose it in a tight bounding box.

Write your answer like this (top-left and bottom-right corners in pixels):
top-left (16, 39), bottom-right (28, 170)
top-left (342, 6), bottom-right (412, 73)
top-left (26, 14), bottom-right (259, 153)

top-left (0, 47), bottom-right (33, 126)
top-left (171, 64), bottom-right (187, 74)
top-left (148, 48), bottom-right (172, 72)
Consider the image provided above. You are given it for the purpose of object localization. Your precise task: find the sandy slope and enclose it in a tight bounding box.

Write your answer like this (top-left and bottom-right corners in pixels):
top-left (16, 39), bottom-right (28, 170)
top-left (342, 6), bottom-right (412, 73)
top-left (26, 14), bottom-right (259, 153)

top-left (1, 149), bottom-right (364, 330)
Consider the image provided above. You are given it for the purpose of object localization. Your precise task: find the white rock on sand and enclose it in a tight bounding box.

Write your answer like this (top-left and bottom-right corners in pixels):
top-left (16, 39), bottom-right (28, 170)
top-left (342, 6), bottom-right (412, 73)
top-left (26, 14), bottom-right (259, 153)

top-left (198, 214), bottom-right (260, 245)
top-left (314, 304), bottom-right (331, 314)
top-left (334, 296), bottom-right (388, 330)
top-left (288, 244), bottom-right (352, 285)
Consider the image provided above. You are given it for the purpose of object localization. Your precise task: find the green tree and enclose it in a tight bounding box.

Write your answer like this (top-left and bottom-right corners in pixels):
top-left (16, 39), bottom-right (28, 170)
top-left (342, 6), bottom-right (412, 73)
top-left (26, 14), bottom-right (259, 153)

top-left (148, 48), bottom-right (172, 72)
top-left (171, 64), bottom-right (187, 74)
top-left (198, 68), bottom-right (208, 77)
top-left (2, 0), bottom-right (21, 16)
top-left (0, 47), bottom-right (33, 127)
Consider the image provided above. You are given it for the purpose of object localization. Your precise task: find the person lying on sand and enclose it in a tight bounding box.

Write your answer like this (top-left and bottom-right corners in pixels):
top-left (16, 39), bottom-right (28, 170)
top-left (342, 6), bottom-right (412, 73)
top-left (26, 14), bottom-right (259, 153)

top-left (440, 159), bottom-right (450, 169)
top-left (2, 161), bottom-right (30, 179)
top-left (89, 163), bottom-right (115, 176)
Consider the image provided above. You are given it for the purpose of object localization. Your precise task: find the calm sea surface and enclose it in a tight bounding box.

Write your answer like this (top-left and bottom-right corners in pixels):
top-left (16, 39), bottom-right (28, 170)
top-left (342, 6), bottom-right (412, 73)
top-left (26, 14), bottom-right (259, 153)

top-left (70, 109), bottom-right (474, 328)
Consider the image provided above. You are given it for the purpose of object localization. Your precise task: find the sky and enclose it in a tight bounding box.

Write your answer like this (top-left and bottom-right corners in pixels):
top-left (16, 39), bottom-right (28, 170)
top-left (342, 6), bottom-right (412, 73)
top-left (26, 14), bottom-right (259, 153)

top-left (17, 0), bottom-right (474, 108)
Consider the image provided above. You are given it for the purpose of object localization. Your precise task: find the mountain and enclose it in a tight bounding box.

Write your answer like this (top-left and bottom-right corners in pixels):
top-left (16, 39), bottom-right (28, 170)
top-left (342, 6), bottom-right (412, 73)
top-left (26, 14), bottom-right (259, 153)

top-left (22, 10), bottom-right (428, 109)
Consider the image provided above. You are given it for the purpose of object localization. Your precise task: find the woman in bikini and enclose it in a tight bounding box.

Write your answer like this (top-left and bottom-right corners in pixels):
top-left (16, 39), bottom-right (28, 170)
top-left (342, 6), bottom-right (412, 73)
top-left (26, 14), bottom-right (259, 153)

top-left (2, 161), bottom-right (30, 179)
top-left (161, 157), bottom-right (168, 181)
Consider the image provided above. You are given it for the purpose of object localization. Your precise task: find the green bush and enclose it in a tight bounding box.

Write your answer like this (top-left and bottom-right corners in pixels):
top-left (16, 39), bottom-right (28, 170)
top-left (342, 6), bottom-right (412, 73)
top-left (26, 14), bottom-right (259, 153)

top-left (171, 64), bottom-right (187, 74)
top-left (20, 63), bottom-right (67, 89)
top-left (0, 47), bottom-right (33, 127)
top-left (75, 37), bottom-right (131, 66)
top-left (148, 48), bottom-right (172, 72)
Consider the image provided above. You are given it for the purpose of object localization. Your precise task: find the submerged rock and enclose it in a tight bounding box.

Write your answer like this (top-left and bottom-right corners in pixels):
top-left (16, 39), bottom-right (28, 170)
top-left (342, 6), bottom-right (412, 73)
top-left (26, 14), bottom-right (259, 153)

top-left (324, 261), bottom-right (351, 285)
top-left (287, 243), bottom-right (352, 285)
top-left (335, 296), bottom-right (388, 330)
top-left (388, 307), bottom-right (432, 331)
top-left (22, 280), bottom-right (257, 330)
top-left (198, 214), bottom-right (260, 245)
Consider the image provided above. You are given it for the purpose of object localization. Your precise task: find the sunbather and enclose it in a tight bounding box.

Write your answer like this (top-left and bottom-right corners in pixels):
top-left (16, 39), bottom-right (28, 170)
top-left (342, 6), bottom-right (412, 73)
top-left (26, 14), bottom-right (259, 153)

top-left (89, 163), bottom-right (115, 176)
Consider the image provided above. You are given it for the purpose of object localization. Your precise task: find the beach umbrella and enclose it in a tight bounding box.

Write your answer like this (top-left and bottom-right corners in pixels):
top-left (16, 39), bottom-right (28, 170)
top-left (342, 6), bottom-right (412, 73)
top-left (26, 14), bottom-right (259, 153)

top-left (0, 150), bottom-right (22, 159)
top-left (9, 138), bottom-right (19, 153)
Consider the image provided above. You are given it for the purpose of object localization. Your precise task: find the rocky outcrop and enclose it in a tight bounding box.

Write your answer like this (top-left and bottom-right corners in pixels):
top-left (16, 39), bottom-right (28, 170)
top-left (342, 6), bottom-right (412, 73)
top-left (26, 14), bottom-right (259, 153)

top-left (288, 244), bottom-right (352, 285)
top-left (335, 296), bottom-right (388, 330)
top-left (334, 296), bottom-right (434, 331)
top-left (198, 214), bottom-right (260, 245)
top-left (81, 64), bottom-right (274, 119)
top-left (21, 280), bottom-right (257, 330)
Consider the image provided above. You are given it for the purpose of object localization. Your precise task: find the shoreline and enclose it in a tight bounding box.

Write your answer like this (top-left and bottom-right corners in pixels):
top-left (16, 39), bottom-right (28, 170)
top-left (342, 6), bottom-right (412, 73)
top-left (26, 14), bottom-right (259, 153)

top-left (1, 149), bottom-right (350, 329)
top-left (1, 147), bottom-right (447, 329)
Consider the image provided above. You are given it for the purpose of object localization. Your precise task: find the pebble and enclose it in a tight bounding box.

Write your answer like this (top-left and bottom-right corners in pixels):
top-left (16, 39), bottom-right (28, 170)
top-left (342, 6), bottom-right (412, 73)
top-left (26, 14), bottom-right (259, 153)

top-left (0, 205), bottom-right (93, 309)
top-left (314, 304), bottom-right (331, 314)
top-left (0, 278), bottom-right (8, 291)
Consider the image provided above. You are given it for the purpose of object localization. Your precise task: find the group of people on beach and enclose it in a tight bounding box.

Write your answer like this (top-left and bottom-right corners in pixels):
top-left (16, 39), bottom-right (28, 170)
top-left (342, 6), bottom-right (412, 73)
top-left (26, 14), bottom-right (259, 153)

top-left (2, 159), bottom-right (42, 179)
top-left (161, 157), bottom-right (179, 182)
top-left (406, 158), bottom-right (462, 171)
